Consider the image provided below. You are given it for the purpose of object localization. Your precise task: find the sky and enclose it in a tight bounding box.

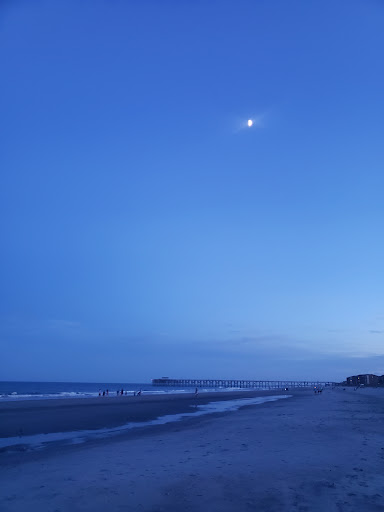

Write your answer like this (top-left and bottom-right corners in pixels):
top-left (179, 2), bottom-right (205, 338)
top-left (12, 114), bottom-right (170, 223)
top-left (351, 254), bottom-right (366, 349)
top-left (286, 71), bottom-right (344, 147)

top-left (1, 0), bottom-right (384, 383)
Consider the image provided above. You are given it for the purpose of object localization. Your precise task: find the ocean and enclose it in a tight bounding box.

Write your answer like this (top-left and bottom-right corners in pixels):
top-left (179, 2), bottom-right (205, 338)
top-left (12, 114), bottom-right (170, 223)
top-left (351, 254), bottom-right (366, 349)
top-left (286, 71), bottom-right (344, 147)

top-left (0, 381), bottom-right (245, 401)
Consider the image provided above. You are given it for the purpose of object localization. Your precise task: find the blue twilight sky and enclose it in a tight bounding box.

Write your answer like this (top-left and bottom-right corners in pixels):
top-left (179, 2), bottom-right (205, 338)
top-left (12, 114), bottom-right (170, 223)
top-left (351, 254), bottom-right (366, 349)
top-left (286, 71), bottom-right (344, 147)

top-left (1, 0), bottom-right (384, 383)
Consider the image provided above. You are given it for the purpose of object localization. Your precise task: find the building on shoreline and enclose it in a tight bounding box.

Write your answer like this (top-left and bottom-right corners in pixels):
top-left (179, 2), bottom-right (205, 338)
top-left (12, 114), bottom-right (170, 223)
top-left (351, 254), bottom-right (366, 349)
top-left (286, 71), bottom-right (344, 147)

top-left (346, 374), bottom-right (383, 386)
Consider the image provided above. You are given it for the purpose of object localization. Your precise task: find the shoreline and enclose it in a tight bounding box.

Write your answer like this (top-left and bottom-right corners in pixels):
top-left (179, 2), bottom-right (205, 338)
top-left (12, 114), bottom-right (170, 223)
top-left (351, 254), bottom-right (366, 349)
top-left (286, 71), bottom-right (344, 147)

top-left (0, 386), bottom-right (261, 403)
top-left (0, 394), bottom-right (293, 453)
top-left (0, 389), bottom-right (302, 440)
top-left (0, 381), bottom-right (307, 403)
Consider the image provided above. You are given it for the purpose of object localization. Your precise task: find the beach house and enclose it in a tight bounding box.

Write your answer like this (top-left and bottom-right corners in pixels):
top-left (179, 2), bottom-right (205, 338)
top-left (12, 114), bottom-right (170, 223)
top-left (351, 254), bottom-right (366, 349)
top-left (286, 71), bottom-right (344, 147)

top-left (346, 374), bottom-right (380, 386)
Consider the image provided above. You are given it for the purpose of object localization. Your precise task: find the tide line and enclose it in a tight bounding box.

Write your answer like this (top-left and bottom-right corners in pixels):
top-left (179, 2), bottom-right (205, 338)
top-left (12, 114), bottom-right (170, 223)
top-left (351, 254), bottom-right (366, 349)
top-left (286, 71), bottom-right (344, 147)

top-left (0, 395), bottom-right (292, 451)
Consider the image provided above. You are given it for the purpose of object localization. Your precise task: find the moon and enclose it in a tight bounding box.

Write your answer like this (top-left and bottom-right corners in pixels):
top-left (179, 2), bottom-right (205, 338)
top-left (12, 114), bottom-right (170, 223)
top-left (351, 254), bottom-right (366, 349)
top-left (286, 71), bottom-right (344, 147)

top-left (247, 119), bottom-right (253, 127)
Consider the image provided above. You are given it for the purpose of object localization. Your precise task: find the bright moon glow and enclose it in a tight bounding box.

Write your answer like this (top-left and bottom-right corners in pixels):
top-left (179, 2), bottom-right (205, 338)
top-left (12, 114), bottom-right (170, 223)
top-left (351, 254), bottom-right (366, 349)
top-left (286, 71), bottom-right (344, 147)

top-left (247, 119), bottom-right (253, 127)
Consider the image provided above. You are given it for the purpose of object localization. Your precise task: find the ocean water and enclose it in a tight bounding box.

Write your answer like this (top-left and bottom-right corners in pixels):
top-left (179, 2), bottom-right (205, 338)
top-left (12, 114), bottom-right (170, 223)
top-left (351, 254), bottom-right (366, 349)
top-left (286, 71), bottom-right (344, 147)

top-left (0, 381), bottom-right (251, 401)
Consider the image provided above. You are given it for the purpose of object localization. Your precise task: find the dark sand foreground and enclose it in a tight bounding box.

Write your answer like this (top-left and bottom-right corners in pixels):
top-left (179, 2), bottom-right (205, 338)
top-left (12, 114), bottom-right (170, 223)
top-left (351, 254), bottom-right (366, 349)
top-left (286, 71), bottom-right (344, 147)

top-left (1, 388), bottom-right (384, 511)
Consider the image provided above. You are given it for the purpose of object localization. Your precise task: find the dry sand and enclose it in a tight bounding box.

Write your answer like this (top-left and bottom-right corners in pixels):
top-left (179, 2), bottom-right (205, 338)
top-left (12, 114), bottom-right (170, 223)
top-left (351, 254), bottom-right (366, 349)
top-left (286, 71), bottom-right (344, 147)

top-left (1, 387), bottom-right (384, 511)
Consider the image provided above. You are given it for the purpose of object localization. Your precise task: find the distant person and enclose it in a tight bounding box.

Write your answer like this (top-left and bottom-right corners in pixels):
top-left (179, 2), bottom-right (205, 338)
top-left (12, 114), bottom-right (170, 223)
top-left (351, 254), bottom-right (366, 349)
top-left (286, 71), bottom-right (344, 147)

top-left (133, 391), bottom-right (136, 396)
top-left (106, 389), bottom-right (109, 396)
top-left (121, 388), bottom-right (124, 395)
top-left (103, 390), bottom-right (105, 396)
top-left (194, 387), bottom-right (198, 396)
top-left (98, 389), bottom-right (101, 397)
top-left (117, 390), bottom-right (119, 396)
top-left (137, 390), bottom-right (142, 396)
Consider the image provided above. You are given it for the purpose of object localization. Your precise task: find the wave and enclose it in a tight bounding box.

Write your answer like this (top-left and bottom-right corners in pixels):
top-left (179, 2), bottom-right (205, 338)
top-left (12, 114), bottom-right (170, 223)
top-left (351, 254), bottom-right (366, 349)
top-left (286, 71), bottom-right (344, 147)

top-left (0, 391), bottom-right (99, 401)
top-left (0, 387), bottom-right (258, 402)
top-left (0, 389), bottom-right (262, 401)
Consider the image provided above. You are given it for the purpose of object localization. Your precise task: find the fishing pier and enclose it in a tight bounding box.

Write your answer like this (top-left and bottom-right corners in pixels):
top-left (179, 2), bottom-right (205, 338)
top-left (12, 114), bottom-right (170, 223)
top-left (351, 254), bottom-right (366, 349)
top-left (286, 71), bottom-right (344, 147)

top-left (152, 378), bottom-right (335, 389)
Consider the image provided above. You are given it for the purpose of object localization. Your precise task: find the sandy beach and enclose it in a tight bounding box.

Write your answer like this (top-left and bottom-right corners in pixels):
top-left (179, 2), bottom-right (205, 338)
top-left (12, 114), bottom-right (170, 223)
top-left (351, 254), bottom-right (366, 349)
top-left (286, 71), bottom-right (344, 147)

top-left (0, 389), bottom-right (289, 438)
top-left (1, 388), bottom-right (384, 511)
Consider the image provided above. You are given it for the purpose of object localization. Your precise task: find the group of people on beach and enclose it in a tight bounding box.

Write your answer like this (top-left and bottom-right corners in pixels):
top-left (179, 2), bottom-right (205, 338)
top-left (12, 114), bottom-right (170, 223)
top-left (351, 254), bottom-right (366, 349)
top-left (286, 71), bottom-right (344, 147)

top-left (98, 389), bottom-right (142, 397)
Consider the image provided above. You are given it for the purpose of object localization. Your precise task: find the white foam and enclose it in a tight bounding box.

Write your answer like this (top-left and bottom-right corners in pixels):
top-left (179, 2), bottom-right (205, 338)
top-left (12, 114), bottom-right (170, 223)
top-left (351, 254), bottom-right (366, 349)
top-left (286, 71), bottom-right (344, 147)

top-left (0, 392), bottom-right (100, 401)
top-left (0, 395), bottom-right (291, 451)
top-left (0, 387), bottom-right (277, 402)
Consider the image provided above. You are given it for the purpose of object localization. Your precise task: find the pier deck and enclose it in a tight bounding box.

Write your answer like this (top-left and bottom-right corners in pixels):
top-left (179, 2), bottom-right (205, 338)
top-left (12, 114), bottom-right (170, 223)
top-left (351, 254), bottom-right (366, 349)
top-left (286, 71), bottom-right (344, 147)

top-left (152, 378), bottom-right (335, 389)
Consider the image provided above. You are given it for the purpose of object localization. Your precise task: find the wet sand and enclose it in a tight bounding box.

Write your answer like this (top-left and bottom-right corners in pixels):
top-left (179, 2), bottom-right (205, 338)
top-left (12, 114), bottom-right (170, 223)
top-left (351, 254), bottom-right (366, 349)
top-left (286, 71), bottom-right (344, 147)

top-left (1, 388), bottom-right (384, 511)
top-left (0, 389), bottom-right (290, 438)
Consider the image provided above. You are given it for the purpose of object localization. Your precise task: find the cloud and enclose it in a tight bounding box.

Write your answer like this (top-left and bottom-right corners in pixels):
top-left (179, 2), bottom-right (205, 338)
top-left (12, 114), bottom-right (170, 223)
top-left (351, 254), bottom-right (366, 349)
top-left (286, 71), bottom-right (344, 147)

top-left (47, 319), bottom-right (81, 329)
top-left (2, 329), bottom-right (384, 382)
top-left (369, 330), bottom-right (384, 334)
